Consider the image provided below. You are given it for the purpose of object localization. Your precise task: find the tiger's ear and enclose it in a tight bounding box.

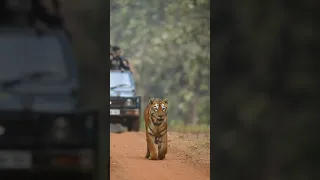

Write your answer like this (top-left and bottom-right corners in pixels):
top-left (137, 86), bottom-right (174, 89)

top-left (163, 98), bottom-right (168, 104)
top-left (149, 98), bottom-right (155, 104)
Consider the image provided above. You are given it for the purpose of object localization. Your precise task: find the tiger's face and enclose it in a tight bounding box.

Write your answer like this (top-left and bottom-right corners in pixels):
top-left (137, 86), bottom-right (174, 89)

top-left (149, 98), bottom-right (168, 125)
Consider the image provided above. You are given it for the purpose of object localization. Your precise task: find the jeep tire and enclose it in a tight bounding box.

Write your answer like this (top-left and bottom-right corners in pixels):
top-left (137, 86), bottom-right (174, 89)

top-left (127, 118), bottom-right (140, 132)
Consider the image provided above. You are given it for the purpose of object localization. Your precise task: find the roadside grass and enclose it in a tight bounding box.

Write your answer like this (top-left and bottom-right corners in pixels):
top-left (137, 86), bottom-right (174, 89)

top-left (139, 117), bottom-right (210, 134)
top-left (169, 123), bottom-right (210, 133)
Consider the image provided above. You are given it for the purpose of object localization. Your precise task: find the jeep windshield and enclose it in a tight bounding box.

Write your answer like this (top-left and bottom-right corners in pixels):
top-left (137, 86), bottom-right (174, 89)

top-left (110, 71), bottom-right (133, 89)
top-left (0, 32), bottom-right (68, 85)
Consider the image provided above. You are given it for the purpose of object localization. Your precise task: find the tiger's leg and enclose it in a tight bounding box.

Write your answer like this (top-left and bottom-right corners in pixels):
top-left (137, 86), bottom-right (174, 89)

top-left (146, 133), bottom-right (158, 160)
top-left (145, 125), bottom-right (150, 158)
top-left (145, 140), bottom-right (150, 158)
top-left (157, 137), bottom-right (163, 158)
top-left (158, 134), bottom-right (167, 160)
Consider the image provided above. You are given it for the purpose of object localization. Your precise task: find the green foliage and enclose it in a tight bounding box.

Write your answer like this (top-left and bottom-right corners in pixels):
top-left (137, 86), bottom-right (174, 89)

top-left (110, 0), bottom-right (210, 125)
top-left (168, 120), bottom-right (210, 133)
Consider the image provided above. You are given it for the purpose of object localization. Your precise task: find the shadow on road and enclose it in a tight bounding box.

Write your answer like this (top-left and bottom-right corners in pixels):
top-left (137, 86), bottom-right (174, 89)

top-left (110, 123), bottom-right (127, 133)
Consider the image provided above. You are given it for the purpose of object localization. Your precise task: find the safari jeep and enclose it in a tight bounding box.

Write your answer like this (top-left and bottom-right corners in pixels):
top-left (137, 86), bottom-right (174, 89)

top-left (110, 70), bottom-right (141, 131)
top-left (0, 27), bottom-right (98, 177)
top-left (0, 0), bottom-right (102, 178)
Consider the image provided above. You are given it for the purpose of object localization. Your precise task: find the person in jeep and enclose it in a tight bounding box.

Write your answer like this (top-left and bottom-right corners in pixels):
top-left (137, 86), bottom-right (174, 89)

top-left (110, 46), bottom-right (130, 71)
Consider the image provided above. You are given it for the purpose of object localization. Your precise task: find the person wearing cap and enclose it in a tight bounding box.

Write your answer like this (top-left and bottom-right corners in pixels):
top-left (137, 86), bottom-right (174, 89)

top-left (110, 46), bottom-right (127, 71)
top-left (111, 46), bottom-right (131, 71)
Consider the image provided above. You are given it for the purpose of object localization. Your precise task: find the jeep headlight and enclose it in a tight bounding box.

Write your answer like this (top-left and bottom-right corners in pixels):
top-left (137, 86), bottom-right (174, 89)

top-left (52, 116), bottom-right (69, 141)
top-left (124, 98), bottom-right (133, 106)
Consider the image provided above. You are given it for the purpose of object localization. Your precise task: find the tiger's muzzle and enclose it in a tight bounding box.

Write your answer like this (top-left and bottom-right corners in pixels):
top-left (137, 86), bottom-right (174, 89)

top-left (157, 115), bottom-right (165, 121)
top-left (152, 115), bottom-right (166, 126)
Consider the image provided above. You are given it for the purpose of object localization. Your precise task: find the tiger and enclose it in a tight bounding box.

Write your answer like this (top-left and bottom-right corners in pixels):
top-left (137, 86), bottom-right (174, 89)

top-left (144, 97), bottom-right (168, 160)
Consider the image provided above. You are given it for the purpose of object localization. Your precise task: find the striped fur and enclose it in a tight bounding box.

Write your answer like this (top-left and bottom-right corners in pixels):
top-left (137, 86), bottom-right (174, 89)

top-left (144, 97), bottom-right (168, 160)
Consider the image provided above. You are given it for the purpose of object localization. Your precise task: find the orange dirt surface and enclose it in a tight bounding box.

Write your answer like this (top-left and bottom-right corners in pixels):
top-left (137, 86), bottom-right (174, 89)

top-left (110, 132), bottom-right (210, 180)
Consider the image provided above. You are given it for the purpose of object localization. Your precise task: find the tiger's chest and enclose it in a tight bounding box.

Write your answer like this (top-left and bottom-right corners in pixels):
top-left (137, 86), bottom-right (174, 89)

top-left (148, 122), bottom-right (166, 137)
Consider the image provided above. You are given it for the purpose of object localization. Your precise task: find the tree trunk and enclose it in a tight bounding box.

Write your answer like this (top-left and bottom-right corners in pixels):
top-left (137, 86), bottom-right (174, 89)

top-left (190, 67), bottom-right (202, 125)
top-left (191, 96), bottom-right (199, 125)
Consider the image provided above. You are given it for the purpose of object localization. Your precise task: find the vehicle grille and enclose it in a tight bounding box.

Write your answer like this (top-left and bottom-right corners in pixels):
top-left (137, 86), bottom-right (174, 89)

top-left (110, 99), bottom-right (124, 108)
top-left (0, 111), bottom-right (98, 148)
top-left (36, 114), bottom-right (95, 147)
top-left (0, 111), bottom-right (38, 146)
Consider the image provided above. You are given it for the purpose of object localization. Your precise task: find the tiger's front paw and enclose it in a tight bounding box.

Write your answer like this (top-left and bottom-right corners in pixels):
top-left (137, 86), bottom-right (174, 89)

top-left (158, 153), bottom-right (166, 160)
top-left (148, 154), bottom-right (158, 160)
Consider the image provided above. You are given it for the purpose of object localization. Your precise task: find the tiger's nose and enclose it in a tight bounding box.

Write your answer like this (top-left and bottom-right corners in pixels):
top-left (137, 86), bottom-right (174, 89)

top-left (158, 115), bottom-right (164, 120)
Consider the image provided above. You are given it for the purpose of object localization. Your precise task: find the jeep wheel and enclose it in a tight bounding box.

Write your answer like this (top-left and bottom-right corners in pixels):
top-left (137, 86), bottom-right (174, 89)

top-left (127, 118), bottom-right (140, 132)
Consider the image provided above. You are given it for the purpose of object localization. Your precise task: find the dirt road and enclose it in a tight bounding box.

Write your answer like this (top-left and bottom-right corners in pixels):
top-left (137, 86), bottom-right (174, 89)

top-left (110, 132), bottom-right (210, 180)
